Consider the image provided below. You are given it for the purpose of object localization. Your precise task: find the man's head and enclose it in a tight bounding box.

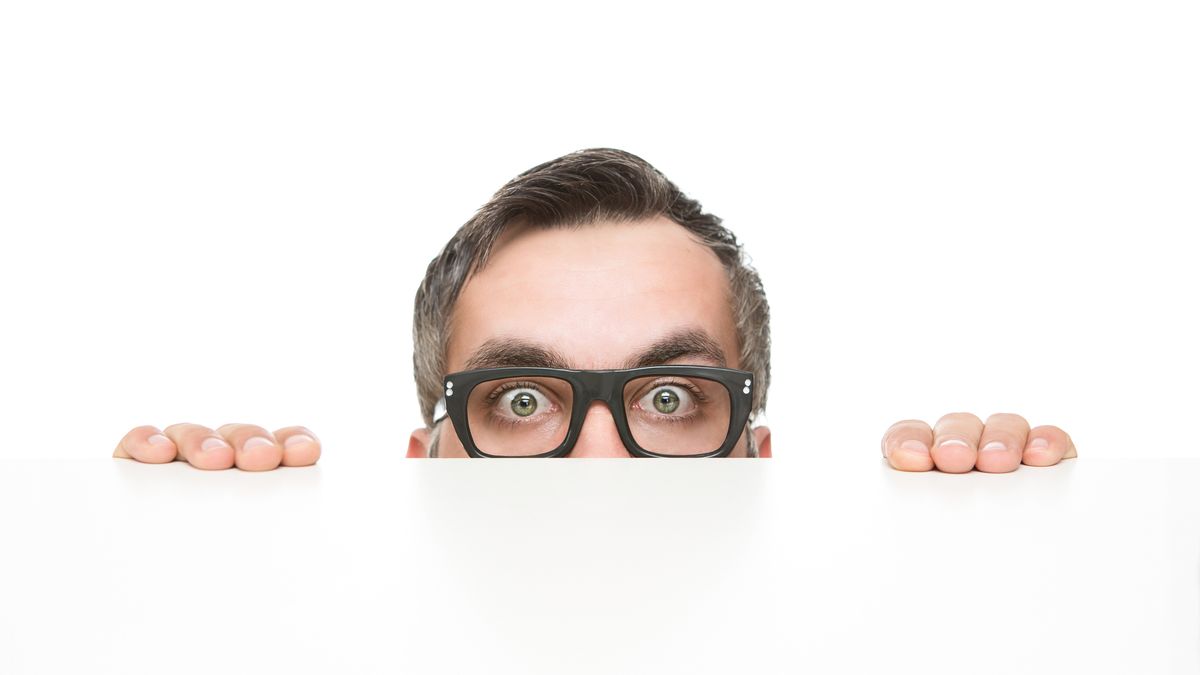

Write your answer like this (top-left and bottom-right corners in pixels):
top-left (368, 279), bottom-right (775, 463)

top-left (408, 148), bottom-right (771, 458)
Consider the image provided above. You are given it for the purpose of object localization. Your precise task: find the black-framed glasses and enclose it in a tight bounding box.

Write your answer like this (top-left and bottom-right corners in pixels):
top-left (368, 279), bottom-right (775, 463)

top-left (434, 366), bottom-right (755, 458)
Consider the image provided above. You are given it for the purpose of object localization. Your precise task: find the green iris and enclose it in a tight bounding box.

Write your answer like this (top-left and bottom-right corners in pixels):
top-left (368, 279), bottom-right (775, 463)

top-left (653, 388), bottom-right (680, 414)
top-left (511, 392), bottom-right (538, 417)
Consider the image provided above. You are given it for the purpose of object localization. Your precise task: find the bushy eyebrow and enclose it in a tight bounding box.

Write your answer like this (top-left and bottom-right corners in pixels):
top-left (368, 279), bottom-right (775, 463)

top-left (464, 339), bottom-right (573, 370)
top-left (462, 328), bottom-right (727, 371)
top-left (624, 328), bottom-right (727, 369)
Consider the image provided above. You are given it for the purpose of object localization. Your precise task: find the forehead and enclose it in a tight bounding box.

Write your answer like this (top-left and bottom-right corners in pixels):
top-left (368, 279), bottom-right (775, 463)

top-left (445, 216), bottom-right (739, 371)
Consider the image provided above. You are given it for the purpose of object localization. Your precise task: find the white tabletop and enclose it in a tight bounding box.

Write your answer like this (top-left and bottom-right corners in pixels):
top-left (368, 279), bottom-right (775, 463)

top-left (1, 456), bottom-right (1196, 674)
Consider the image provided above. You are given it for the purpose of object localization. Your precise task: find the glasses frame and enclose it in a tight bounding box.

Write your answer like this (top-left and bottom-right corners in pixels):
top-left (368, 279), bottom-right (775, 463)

top-left (437, 365), bottom-right (755, 458)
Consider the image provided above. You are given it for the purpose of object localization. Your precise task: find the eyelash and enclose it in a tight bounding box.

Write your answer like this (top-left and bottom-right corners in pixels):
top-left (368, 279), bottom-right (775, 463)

top-left (483, 381), bottom-right (556, 427)
top-left (483, 380), bottom-right (543, 405)
top-left (641, 379), bottom-right (708, 404)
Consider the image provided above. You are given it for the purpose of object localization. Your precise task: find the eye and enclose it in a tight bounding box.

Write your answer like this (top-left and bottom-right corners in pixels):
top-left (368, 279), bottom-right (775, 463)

top-left (496, 387), bottom-right (553, 420)
top-left (637, 385), bottom-right (696, 416)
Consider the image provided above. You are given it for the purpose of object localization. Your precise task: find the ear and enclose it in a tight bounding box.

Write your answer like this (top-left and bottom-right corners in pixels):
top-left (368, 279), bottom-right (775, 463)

top-left (753, 426), bottom-right (772, 458)
top-left (407, 427), bottom-right (432, 458)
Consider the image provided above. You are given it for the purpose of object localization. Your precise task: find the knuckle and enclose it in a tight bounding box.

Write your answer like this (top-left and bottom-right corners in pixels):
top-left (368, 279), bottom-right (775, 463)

top-left (883, 420), bottom-right (929, 442)
top-left (985, 412), bottom-right (1029, 428)
top-left (127, 424), bottom-right (156, 438)
top-left (219, 421), bottom-right (264, 431)
top-left (1031, 424), bottom-right (1067, 438)
top-left (277, 426), bottom-right (319, 444)
top-left (980, 430), bottom-right (1024, 448)
top-left (217, 423), bottom-right (274, 444)
top-left (164, 422), bottom-right (211, 439)
top-left (118, 426), bottom-right (151, 452)
top-left (937, 411), bottom-right (983, 426)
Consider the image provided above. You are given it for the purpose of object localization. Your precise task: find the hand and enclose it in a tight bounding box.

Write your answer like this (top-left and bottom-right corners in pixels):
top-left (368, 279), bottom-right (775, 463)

top-left (881, 413), bottom-right (1076, 473)
top-left (112, 423), bottom-right (321, 471)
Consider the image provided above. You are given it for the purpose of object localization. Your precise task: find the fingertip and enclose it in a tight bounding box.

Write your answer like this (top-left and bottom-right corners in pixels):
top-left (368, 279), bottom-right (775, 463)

top-left (887, 453), bottom-right (935, 472)
top-left (281, 442), bottom-right (320, 466)
top-left (974, 455), bottom-right (1020, 473)
top-left (885, 440), bottom-right (935, 472)
top-left (931, 446), bottom-right (977, 473)
top-left (1023, 425), bottom-right (1072, 466)
top-left (235, 436), bottom-right (284, 472)
top-left (931, 413), bottom-right (984, 473)
top-left (277, 427), bottom-right (321, 467)
top-left (141, 431), bottom-right (178, 463)
top-left (188, 437), bottom-right (235, 470)
top-left (881, 419), bottom-right (935, 471)
top-left (117, 425), bottom-right (177, 463)
top-left (1022, 447), bottom-right (1060, 466)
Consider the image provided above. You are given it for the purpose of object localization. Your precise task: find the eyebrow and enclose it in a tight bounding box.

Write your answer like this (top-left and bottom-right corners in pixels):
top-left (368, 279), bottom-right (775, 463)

top-left (624, 328), bottom-right (728, 369)
top-left (461, 328), bottom-right (728, 371)
top-left (464, 338), bottom-right (573, 370)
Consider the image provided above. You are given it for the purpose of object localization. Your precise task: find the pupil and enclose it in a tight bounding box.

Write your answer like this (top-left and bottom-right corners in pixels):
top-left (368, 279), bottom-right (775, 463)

top-left (512, 393), bottom-right (537, 417)
top-left (653, 389), bottom-right (679, 414)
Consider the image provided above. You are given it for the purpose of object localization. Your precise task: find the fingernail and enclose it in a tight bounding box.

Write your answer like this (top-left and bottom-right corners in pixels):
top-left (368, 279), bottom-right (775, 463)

top-left (1029, 437), bottom-right (1049, 449)
top-left (148, 433), bottom-right (172, 446)
top-left (284, 434), bottom-right (315, 448)
top-left (937, 438), bottom-right (971, 449)
top-left (200, 437), bottom-right (230, 452)
top-left (980, 441), bottom-right (1008, 453)
top-left (242, 436), bottom-right (274, 451)
top-left (899, 439), bottom-right (929, 454)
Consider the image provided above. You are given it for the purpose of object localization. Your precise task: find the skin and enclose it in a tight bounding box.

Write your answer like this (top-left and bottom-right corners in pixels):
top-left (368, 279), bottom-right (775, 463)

top-left (113, 216), bottom-right (1076, 471)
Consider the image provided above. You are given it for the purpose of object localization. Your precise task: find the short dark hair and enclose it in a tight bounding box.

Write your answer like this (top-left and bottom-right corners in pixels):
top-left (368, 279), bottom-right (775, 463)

top-left (412, 148), bottom-right (771, 427)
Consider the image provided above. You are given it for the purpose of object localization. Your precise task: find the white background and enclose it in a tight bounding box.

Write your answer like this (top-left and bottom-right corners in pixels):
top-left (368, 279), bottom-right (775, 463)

top-left (1, 0), bottom-right (1197, 461)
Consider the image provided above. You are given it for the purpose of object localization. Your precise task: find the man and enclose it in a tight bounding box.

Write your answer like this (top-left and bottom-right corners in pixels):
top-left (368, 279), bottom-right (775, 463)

top-left (112, 148), bottom-right (1078, 471)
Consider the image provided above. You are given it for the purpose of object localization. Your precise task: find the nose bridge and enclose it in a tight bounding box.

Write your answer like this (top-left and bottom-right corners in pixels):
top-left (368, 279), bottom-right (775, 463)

top-left (580, 370), bottom-right (622, 406)
top-left (570, 373), bottom-right (629, 457)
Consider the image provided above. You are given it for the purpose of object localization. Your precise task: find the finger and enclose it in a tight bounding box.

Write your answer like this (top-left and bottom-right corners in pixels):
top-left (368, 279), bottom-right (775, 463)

top-left (112, 425), bottom-right (179, 463)
top-left (164, 423), bottom-right (234, 470)
top-left (881, 419), bottom-right (934, 471)
top-left (1023, 425), bottom-right (1077, 466)
top-left (931, 412), bottom-right (983, 473)
top-left (216, 423), bottom-right (283, 472)
top-left (273, 426), bottom-right (322, 467)
top-left (974, 413), bottom-right (1031, 473)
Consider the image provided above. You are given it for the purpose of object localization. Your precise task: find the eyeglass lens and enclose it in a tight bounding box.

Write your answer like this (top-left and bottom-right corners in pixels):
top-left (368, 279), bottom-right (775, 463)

top-left (463, 374), bottom-right (733, 456)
